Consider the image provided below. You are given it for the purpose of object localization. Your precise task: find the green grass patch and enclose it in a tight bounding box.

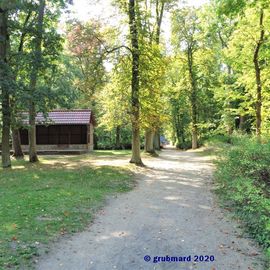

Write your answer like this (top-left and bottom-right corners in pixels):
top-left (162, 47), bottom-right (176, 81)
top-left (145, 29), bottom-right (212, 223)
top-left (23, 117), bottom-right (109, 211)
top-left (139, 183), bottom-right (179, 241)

top-left (201, 134), bottom-right (232, 156)
top-left (213, 135), bottom-right (270, 268)
top-left (0, 154), bottom-right (134, 269)
top-left (91, 150), bottom-right (132, 156)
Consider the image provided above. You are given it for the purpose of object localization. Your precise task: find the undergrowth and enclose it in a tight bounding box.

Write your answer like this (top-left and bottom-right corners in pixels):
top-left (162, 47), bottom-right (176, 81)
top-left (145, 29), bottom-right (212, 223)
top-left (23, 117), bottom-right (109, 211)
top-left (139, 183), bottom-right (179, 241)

top-left (213, 135), bottom-right (270, 268)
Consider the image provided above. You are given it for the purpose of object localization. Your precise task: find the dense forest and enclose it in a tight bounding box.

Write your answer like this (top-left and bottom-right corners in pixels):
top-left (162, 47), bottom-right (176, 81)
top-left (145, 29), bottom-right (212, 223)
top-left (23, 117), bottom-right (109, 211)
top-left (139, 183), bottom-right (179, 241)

top-left (0, 0), bottom-right (269, 167)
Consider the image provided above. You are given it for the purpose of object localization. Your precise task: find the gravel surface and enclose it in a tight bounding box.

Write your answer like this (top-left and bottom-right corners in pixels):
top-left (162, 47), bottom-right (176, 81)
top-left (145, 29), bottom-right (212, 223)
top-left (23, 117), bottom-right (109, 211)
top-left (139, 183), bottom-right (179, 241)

top-left (36, 149), bottom-right (265, 270)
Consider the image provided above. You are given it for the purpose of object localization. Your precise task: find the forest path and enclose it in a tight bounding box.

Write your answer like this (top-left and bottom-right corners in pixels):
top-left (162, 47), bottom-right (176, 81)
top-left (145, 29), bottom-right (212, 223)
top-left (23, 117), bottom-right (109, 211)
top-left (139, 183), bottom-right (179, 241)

top-left (36, 149), bottom-right (264, 270)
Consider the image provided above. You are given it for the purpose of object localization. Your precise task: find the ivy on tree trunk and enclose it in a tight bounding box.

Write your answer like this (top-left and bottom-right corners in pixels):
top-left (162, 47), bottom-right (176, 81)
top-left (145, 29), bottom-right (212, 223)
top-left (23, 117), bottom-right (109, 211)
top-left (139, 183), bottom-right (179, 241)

top-left (128, 0), bottom-right (143, 166)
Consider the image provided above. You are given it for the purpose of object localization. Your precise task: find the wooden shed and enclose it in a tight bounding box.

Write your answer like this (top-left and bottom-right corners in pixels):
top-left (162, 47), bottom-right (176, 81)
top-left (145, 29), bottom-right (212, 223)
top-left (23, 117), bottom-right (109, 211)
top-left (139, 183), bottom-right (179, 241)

top-left (19, 109), bottom-right (95, 153)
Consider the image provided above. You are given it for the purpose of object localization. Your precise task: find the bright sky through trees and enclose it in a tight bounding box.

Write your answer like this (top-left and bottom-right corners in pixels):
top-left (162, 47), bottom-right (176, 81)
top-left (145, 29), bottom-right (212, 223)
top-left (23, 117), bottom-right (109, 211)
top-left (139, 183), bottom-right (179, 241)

top-left (61, 0), bottom-right (209, 52)
top-left (67, 0), bottom-right (209, 22)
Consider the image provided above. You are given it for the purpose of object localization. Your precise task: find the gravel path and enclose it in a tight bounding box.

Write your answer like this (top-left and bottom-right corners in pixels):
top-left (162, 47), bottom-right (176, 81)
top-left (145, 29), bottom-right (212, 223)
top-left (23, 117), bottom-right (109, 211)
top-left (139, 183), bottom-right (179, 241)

top-left (36, 149), bottom-right (264, 270)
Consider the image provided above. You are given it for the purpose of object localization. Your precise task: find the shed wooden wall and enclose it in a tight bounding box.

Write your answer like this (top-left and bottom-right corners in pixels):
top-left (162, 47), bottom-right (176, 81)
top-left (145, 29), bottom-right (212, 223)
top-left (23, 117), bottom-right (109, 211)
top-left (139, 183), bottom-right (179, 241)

top-left (20, 125), bottom-right (88, 145)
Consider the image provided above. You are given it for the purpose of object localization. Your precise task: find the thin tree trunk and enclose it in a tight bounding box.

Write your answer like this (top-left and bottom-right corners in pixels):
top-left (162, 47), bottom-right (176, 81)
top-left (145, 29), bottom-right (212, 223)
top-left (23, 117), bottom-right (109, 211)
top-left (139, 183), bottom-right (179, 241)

top-left (0, 7), bottom-right (11, 168)
top-left (145, 0), bottom-right (164, 153)
top-left (129, 0), bottom-right (143, 166)
top-left (11, 10), bottom-right (32, 159)
top-left (155, 0), bottom-right (164, 44)
top-left (191, 125), bottom-right (198, 149)
top-left (253, 9), bottom-right (264, 137)
top-left (239, 115), bottom-right (245, 132)
top-left (11, 96), bottom-right (24, 158)
top-left (29, 101), bottom-right (38, 162)
top-left (226, 66), bottom-right (234, 135)
top-left (12, 128), bottom-right (24, 158)
top-left (187, 48), bottom-right (198, 149)
top-left (191, 101), bottom-right (198, 149)
top-left (1, 89), bottom-right (11, 167)
top-left (218, 30), bottom-right (235, 136)
top-left (153, 1), bottom-right (164, 151)
top-left (28, 0), bottom-right (45, 162)
top-left (115, 125), bottom-right (121, 149)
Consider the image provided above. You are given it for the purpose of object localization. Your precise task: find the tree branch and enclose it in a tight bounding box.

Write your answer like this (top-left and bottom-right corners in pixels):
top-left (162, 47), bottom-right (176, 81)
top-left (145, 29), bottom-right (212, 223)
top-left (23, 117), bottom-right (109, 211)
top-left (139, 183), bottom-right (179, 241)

top-left (94, 35), bottom-right (132, 54)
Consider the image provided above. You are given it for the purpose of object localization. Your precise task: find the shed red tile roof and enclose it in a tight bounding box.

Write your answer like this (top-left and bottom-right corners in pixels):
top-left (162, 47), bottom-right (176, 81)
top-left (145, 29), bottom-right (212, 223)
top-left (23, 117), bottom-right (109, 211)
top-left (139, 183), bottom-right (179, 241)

top-left (21, 109), bottom-right (94, 125)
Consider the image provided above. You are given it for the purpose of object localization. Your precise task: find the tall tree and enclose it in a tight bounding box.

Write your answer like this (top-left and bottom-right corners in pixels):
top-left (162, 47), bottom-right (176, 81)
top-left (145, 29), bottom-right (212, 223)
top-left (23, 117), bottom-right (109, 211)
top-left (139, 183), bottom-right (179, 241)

top-left (11, 9), bottom-right (33, 159)
top-left (172, 8), bottom-right (200, 149)
top-left (98, 55), bottom-right (131, 149)
top-left (222, 1), bottom-right (270, 136)
top-left (142, 0), bottom-right (176, 154)
top-left (253, 8), bottom-right (264, 136)
top-left (0, 4), bottom-right (12, 167)
top-left (128, 0), bottom-right (143, 165)
top-left (66, 20), bottom-right (107, 107)
top-left (140, 42), bottom-right (166, 154)
top-left (28, 0), bottom-right (46, 163)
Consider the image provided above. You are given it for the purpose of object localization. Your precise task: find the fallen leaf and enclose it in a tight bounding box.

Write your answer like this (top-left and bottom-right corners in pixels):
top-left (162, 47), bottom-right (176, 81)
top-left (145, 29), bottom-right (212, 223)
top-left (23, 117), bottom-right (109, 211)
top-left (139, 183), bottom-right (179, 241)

top-left (249, 252), bottom-right (259, 256)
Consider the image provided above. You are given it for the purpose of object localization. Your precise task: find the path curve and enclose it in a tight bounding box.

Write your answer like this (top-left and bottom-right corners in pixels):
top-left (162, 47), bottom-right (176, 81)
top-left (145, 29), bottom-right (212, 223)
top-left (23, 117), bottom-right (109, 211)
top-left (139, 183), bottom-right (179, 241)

top-left (36, 149), bottom-right (264, 270)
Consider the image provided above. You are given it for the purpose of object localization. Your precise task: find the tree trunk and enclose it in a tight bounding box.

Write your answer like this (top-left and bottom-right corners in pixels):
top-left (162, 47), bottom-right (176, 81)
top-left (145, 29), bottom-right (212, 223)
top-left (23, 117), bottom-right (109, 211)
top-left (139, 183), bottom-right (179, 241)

top-left (191, 103), bottom-right (198, 149)
top-left (29, 101), bottom-right (38, 162)
top-left (192, 124), bottom-right (198, 149)
top-left (155, 0), bottom-right (165, 44)
top-left (144, 1), bottom-right (165, 153)
top-left (12, 128), bottom-right (24, 158)
top-left (239, 115), bottom-right (245, 132)
top-left (1, 88), bottom-right (11, 167)
top-left (0, 7), bottom-right (11, 168)
top-left (131, 126), bottom-right (142, 164)
top-left (129, 0), bottom-right (143, 166)
top-left (144, 129), bottom-right (155, 154)
top-left (187, 48), bottom-right (198, 149)
top-left (10, 10), bottom-right (32, 159)
top-left (28, 0), bottom-right (45, 162)
top-left (253, 9), bottom-right (264, 137)
top-left (153, 131), bottom-right (160, 150)
top-left (115, 125), bottom-right (121, 149)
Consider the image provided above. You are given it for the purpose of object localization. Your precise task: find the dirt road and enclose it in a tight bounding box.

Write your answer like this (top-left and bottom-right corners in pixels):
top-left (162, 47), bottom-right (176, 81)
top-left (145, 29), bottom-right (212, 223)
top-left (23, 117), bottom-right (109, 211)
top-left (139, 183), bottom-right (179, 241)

top-left (36, 149), bottom-right (264, 270)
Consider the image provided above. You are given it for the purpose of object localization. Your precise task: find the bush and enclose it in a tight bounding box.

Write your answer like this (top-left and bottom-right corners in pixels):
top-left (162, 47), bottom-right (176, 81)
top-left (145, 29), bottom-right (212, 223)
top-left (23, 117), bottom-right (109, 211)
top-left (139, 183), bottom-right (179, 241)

top-left (176, 140), bottom-right (192, 150)
top-left (203, 134), bottom-right (232, 146)
top-left (214, 136), bottom-right (270, 266)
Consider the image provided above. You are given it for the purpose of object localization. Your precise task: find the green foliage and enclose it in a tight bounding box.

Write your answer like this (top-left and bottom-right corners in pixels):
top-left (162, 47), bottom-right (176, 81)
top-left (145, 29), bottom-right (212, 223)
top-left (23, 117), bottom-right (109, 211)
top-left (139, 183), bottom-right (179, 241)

top-left (95, 125), bottom-right (133, 150)
top-left (214, 136), bottom-right (270, 265)
top-left (166, 7), bottom-right (221, 148)
top-left (66, 20), bottom-right (108, 107)
top-left (98, 55), bottom-right (131, 130)
top-left (224, 6), bottom-right (270, 134)
top-left (0, 154), bottom-right (134, 269)
top-left (7, 0), bottom-right (77, 117)
top-left (208, 0), bottom-right (270, 136)
top-left (139, 42), bottom-right (168, 130)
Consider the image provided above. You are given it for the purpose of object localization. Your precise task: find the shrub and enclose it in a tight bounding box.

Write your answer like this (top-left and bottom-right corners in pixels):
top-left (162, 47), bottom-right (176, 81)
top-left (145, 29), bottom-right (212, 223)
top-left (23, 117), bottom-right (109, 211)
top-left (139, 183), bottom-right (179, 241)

top-left (214, 136), bottom-right (270, 266)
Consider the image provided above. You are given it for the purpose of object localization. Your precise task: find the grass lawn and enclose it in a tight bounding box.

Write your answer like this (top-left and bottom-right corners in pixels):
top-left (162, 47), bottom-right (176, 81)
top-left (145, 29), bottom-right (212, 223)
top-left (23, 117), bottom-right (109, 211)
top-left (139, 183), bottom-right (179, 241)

top-left (0, 151), bottom-right (134, 269)
top-left (92, 150), bottom-right (132, 156)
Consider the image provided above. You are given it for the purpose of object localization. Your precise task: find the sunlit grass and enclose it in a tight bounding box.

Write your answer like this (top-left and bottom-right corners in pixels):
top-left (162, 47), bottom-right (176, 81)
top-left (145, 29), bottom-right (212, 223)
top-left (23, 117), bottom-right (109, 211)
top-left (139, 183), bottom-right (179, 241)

top-left (0, 152), bottom-right (134, 269)
top-left (91, 149), bottom-right (132, 156)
